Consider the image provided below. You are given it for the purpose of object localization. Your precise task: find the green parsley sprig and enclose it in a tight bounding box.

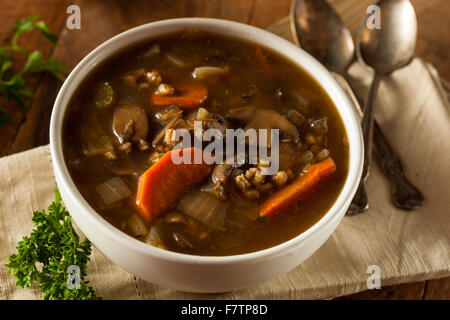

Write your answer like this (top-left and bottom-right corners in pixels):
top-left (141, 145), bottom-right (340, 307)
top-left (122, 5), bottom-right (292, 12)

top-left (0, 15), bottom-right (66, 128)
top-left (5, 191), bottom-right (101, 300)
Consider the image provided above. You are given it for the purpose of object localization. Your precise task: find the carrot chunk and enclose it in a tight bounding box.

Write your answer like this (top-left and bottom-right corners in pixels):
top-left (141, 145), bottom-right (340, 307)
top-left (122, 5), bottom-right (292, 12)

top-left (136, 148), bottom-right (212, 221)
top-left (152, 83), bottom-right (207, 109)
top-left (259, 157), bottom-right (336, 217)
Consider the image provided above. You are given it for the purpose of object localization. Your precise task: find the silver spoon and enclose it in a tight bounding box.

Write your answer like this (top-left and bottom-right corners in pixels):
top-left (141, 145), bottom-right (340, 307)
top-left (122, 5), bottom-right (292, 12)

top-left (290, 0), bottom-right (423, 213)
top-left (357, 0), bottom-right (423, 212)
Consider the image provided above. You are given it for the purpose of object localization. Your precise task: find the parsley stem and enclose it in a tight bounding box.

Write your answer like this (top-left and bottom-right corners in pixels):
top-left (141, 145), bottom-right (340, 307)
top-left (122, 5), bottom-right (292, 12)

top-left (0, 45), bottom-right (28, 54)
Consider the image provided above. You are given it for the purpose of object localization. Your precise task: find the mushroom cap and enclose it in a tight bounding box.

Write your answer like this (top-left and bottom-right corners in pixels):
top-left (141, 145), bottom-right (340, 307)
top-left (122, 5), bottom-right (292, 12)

top-left (225, 107), bottom-right (299, 143)
top-left (113, 105), bottom-right (149, 144)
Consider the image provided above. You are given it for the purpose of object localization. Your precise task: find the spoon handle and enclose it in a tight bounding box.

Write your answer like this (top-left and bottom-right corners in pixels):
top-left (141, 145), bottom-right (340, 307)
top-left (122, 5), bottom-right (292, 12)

top-left (347, 72), bottom-right (382, 215)
top-left (341, 74), bottom-right (424, 211)
top-left (372, 123), bottom-right (424, 210)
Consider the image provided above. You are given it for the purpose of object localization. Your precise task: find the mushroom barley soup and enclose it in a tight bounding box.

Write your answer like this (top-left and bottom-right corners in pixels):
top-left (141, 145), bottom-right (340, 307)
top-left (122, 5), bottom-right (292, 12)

top-left (63, 31), bottom-right (349, 256)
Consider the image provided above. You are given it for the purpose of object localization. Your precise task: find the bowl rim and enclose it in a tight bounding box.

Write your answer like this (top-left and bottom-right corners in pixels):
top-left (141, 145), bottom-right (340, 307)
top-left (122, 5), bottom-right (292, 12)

top-left (50, 17), bottom-right (363, 265)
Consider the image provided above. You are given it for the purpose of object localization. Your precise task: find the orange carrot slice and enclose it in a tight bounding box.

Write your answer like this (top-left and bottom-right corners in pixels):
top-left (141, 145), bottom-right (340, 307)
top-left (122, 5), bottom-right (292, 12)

top-left (259, 157), bottom-right (336, 217)
top-left (136, 148), bottom-right (212, 221)
top-left (152, 83), bottom-right (207, 109)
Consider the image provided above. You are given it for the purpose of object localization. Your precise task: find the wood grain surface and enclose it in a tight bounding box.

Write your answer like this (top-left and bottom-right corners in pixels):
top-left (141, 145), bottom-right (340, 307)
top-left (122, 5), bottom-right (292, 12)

top-left (0, 0), bottom-right (448, 299)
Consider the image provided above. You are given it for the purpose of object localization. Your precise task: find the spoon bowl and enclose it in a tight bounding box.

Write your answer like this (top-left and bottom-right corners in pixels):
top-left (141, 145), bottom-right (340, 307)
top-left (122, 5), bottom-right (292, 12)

top-left (290, 0), bottom-right (354, 74)
top-left (359, 0), bottom-right (417, 74)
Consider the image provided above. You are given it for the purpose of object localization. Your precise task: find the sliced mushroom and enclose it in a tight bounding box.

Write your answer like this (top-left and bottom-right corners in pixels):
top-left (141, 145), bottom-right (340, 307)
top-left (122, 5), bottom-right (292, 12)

top-left (212, 163), bottom-right (233, 185)
top-left (211, 163), bottom-right (233, 200)
top-left (171, 232), bottom-right (194, 249)
top-left (225, 107), bottom-right (299, 143)
top-left (185, 111), bottom-right (228, 137)
top-left (155, 104), bottom-right (181, 122)
top-left (113, 105), bottom-right (149, 145)
top-left (203, 113), bottom-right (228, 136)
top-left (287, 109), bottom-right (309, 131)
top-left (151, 110), bottom-right (183, 147)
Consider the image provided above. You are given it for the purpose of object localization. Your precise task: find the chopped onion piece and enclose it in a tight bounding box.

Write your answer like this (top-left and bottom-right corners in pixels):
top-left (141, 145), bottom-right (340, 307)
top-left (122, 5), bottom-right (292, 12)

top-left (95, 177), bottom-right (132, 205)
top-left (165, 52), bottom-right (186, 68)
top-left (82, 124), bottom-right (113, 156)
top-left (143, 44), bottom-right (160, 58)
top-left (177, 191), bottom-right (228, 230)
top-left (143, 225), bottom-right (166, 249)
top-left (83, 136), bottom-right (113, 157)
top-left (127, 213), bottom-right (148, 237)
top-left (94, 82), bottom-right (114, 109)
top-left (199, 181), bottom-right (215, 193)
top-left (192, 66), bottom-right (227, 80)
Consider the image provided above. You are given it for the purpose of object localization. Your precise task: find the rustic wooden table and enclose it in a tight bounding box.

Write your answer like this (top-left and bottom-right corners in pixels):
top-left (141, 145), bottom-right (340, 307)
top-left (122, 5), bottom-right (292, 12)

top-left (0, 0), bottom-right (448, 299)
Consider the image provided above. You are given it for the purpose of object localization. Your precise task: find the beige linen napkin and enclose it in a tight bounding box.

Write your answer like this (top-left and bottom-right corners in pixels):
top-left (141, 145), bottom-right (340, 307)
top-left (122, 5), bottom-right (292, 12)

top-left (1, 21), bottom-right (449, 300)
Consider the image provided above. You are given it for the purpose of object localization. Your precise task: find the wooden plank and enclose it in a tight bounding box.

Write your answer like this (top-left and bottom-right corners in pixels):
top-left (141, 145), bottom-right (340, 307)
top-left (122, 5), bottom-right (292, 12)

top-left (248, 0), bottom-right (291, 27)
top-left (0, 0), bottom-right (69, 156)
top-left (424, 277), bottom-right (450, 300)
top-left (410, 0), bottom-right (450, 81)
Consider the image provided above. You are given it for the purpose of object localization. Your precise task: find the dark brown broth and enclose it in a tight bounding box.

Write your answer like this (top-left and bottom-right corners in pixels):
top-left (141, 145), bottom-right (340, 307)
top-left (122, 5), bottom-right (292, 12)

top-left (63, 31), bottom-right (349, 256)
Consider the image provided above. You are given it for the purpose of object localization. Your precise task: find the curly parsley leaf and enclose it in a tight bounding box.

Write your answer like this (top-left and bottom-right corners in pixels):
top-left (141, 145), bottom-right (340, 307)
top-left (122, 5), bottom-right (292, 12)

top-left (0, 52), bottom-right (13, 76)
top-left (14, 16), bottom-right (40, 37)
top-left (1, 74), bottom-right (33, 109)
top-left (34, 21), bottom-right (59, 45)
top-left (5, 191), bottom-right (101, 300)
top-left (0, 15), bottom-right (65, 128)
top-left (24, 51), bottom-right (66, 81)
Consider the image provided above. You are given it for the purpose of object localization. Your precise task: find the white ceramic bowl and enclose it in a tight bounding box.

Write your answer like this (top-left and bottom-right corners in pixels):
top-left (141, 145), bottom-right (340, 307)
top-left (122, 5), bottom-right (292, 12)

top-left (50, 18), bottom-right (363, 293)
